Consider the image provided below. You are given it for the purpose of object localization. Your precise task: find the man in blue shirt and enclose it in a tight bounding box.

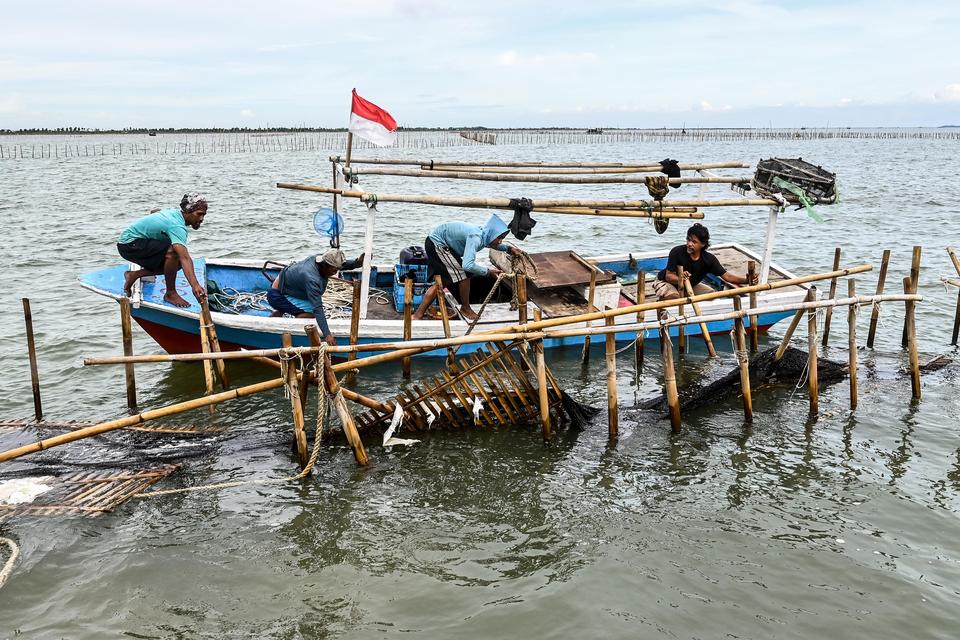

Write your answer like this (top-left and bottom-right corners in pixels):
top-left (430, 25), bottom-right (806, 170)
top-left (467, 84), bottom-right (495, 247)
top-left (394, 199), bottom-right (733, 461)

top-left (267, 249), bottom-right (364, 346)
top-left (412, 214), bottom-right (518, 322)
top-left (117, 193), bottom-right (208, 308)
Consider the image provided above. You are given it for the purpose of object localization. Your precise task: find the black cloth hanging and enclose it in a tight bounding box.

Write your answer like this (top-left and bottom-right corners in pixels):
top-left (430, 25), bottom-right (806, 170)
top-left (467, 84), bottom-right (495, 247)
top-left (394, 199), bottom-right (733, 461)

top-left (659, 158), bottom-right (682, 189)
top-left (508, 197), bottom-right (537, 240)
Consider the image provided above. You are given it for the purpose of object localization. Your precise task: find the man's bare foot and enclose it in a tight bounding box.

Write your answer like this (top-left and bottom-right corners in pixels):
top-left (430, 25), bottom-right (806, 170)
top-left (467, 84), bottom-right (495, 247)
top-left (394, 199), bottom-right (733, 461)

top-left (459, 307), bottom-right (478, 322)
top-left (123, 271), bottom-right (139, 296)
top-left (164, 291), bottom-right (191, 307)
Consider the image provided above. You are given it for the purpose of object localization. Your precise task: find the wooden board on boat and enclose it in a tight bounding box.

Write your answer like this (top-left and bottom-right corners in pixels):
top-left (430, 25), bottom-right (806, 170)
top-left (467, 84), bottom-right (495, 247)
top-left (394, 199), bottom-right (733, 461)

top-left (493, 250), bottom-right (616, 289)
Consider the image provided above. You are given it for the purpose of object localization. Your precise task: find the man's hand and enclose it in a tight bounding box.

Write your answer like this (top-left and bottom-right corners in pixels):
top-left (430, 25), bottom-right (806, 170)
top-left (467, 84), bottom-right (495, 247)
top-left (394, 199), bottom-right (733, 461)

top-left (192, 284), bottom-right (207, 302)
top-left (324, 334), bottom-right (337, 347)
top-left (489, 267), bottom-right (504, 278)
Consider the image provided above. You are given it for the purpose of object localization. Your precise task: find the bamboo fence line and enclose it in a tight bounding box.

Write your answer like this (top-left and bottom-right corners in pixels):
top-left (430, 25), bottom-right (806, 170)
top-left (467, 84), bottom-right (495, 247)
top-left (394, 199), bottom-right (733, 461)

top-left (332, 156), bottom-right (749, 169)
top-left (278, 182), bottom-right (783, 210)
top-left (4, 128), bottom-right (958, 161)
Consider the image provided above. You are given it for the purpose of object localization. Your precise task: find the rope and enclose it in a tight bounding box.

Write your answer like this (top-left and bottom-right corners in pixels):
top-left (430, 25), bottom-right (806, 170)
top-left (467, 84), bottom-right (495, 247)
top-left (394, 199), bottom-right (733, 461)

top-left (0, 537), bottom-right (19, 591)
top-left (645, 175), bottom-right (670, 200)
top-left (136, 345), bottom-right (330, 498)
top-left (208, 280), bottom-right (389, 318)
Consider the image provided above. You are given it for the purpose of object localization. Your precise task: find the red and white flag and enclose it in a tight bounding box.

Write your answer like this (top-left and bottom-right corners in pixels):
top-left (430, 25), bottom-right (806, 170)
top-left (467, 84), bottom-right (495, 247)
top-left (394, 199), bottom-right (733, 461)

top-left (348, 89), bottom-right (397, 147)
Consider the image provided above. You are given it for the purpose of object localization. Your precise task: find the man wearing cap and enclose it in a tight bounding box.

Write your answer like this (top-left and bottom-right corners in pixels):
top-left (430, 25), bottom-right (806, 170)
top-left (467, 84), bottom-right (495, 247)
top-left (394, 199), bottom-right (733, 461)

top-left (267, 249), bottom-right (365, 346)
top-left (412, 214), bottom-right (518, 322)
top-left (117, 193), bottom-right (209, 308)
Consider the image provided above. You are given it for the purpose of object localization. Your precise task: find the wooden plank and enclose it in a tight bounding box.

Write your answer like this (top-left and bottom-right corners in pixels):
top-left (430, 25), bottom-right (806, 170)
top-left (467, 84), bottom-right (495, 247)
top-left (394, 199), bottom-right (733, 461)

top-left (522, 251), bottom-right (616, 289)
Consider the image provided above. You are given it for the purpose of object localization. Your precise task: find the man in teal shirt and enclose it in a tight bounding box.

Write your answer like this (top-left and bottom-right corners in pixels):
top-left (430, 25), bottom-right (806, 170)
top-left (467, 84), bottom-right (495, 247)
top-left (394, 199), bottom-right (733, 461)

top-left (117, 193), bottom-right (208, 307)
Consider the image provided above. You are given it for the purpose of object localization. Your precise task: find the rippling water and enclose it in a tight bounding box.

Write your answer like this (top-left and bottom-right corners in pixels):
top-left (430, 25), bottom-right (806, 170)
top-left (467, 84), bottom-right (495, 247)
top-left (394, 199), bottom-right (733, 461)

top-left (1, 133), bottom-right (959, 638)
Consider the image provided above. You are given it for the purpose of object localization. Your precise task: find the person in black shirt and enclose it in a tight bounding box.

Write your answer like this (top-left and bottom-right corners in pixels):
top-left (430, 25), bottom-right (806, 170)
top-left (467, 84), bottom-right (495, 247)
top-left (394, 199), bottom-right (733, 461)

top-left (652, 223), bottom-right (756, 300)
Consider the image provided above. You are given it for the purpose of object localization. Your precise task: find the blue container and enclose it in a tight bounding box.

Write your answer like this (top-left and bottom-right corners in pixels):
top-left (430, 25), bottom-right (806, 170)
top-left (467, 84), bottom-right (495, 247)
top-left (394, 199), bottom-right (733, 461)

top-left (395, 263), bottom-right (430, 284)
top-left (393, 281), bottom-right (431, 313)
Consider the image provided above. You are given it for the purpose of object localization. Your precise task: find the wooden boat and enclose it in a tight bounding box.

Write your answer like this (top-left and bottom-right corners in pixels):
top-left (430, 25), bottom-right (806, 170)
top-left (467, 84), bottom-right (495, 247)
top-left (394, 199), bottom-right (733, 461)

top-left (78, 243), bottom-right (807, 357)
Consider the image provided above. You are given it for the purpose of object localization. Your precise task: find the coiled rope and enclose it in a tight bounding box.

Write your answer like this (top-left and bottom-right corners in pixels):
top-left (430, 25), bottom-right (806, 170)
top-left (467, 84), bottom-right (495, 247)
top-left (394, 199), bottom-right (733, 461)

top-left (0, 537), bottom-right (19, 591)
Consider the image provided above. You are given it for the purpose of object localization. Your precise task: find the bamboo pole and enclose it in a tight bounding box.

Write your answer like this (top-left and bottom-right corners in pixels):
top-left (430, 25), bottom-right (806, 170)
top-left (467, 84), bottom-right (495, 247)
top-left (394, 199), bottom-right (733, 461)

top-left (948, 247), bottom-right (960, 345)
top-left (904, 277), bottom-right (921, 400)
top-left (807, 297), bottom-right (819, 414)
top-left (345, 165), bottom-right (752, 184)
top-left (660, 325), bottom-right (681, 433)
top-left (516, 274), bottom-right (529, 371)
top-left (635, 272), bottom-right (646, 370)
top-left (0, 377), bottom-right (286, 463)
top-left (867, 249), bottom-right (891, 348)
top-left (278, 183), bottom-right (783, 211)
top-left (22, 298), bottom-right (42, 422)
top-left (747, 261), bottom-right (759, 352)
top-left (676, 268), bottom-right (686, 354)
top-left (282, 334), bottom-right (309, 468)
top-left (580, 270), bottom-right (597, 364)
top-left (331, 156), bottom-right (749, 170)
top-left (119, 298), bottom-right (137, 412)
top-left (533, 310), bottom-right (551, 443)
top-left (434, 275), bottom-right (456, 365)
top-left (322, 352), bottom-right (369, 465)
top-left (902, 246), bottom-right (922, 348)
top-left (680, 277), bottom-right (716, 357)
top-left (347, 279), bottom-right (362, 366)
top-left (848, 279), bottom-right (858, 411)
top-left (402, 278), bottom-right (413, 378)
top-left (774, 288), bottom-right (814, 365)
top-left (732, 296), bottom-right (753, 422)
top-left (821, 248), bottom-right (841, 347)
top-left (605, 314), bottom-right (618, 439)
top-left (198, 309), bottom-right (215, 404)
top-left (200, 297), bottom-right (229, 390)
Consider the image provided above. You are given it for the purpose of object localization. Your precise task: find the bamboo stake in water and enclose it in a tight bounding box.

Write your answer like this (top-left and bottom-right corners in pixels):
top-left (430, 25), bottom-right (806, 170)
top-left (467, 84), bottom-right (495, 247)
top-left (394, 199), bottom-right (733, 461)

top-left (661, 323), bottom-right (682, 433)
top-left (322, 351), bottom-right (369, 466)
top-left (348, 279), bottom-right (362, 364)
top-left (605, 314), bottom-right (618, 439)
top-left (774, 288), bottom-right (816, 363)
top-left (516, 274), bottom-right (530, 371)
top-left (22, 298), bottom-right (42, 422)
top-left (434, 275), bottom-right (456, 365)
top-left (402, 279), bottom-right (413, 378)
top-left (676, 268), bottom-right (686, 354)
top-left (821, 248), bottom-right (841, 347)
top-left (580, 270), bottom-right (597, 364)
top-left (635, 272), bottom-right (646, 369)
top-left (748, 260), bottom-right (759, 352)
top-left (848, 279), bottom-right (859, 410)
top-left (948, 247), bottom-right (960, 345)
top-left (903, 277), bottom-right (921, 400)
top-left (200, 297), bottom-right (229, 390)
top-left (120, 298), bottom-right (137, 412)
top-left (808, 298), bottom-right (820, 414)
top-left (902, 246), bottom-right (922, 348)
top-left (867, 249), bottom-right (891, 348)
top-left (282, 333), bottom-right (309, 469)
top-left (681, 277), bottom-right (716, 357)
top-left (533, 309), bottom-right (551, 444)
top-left (732, 296), bottom-right (753, 422)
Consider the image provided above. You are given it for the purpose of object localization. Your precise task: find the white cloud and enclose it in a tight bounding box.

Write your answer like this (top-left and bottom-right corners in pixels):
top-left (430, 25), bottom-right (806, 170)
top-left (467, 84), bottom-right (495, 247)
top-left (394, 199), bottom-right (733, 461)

top-left (0, 93), bottom-right (24, 113)
top-left (497, 51), bottom-right (518, 66)
top-left (240, 109), bottom-right (256, 118)
top-left (495, 50), bottom-right (597, 67)
top-left (934, 83), bottom-right (960, 102)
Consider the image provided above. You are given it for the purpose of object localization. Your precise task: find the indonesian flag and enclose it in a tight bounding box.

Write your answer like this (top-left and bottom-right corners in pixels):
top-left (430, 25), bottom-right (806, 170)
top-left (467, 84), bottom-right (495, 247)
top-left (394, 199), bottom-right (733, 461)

top-left (348, 88), bottom-right (397, 147)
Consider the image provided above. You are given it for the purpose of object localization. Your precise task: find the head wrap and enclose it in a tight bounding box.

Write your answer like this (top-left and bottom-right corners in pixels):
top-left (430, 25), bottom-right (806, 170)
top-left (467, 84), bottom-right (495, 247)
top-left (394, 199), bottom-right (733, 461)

top-left (317, 249), bottom-right (346, 269)
top-left (180, 192), bottom-right (208, 212)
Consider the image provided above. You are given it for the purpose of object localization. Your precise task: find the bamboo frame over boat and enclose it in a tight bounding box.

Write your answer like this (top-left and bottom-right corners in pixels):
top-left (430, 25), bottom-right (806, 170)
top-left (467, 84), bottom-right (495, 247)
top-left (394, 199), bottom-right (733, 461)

top-left (277, 182), bottom-right (783, 210)
top-left (330, 156), bottom-right (749, 171)
top-left (342, 166), bottom-right (753, 185)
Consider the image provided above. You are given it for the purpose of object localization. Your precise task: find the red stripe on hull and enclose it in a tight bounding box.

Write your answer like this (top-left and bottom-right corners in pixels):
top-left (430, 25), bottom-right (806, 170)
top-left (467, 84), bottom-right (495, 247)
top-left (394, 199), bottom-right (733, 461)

top-left (133, 317), bottom-right (242, 355)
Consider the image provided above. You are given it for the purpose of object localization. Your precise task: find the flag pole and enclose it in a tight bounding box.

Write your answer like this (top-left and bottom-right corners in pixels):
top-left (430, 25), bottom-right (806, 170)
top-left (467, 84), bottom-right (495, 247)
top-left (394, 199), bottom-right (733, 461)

top-left (345, 93), bottom-right (369, 319)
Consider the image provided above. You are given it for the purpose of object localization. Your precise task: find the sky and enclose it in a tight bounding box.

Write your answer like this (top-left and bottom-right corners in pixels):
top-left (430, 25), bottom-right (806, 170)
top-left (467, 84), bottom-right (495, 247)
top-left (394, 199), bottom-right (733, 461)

top-left (1, 0), bottom-right (959, 129)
